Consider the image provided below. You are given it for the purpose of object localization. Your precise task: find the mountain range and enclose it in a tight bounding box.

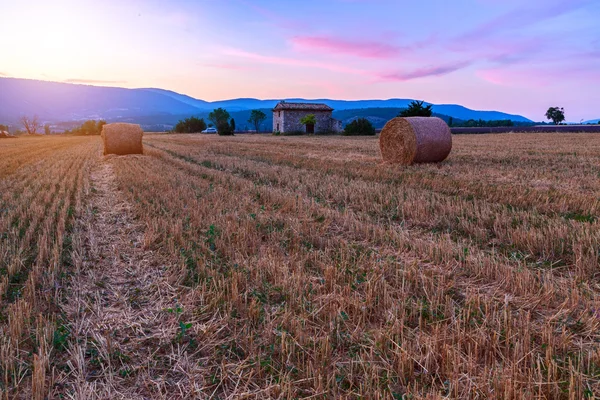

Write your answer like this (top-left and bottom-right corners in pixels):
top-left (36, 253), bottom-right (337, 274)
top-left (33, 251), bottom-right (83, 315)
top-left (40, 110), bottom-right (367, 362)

top-left (0, 77), bottom-right (534, 130)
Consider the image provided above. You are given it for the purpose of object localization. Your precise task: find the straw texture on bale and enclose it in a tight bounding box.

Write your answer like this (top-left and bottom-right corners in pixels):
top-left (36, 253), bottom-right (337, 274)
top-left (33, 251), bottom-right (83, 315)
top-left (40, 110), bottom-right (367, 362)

top-left (101, 123), bottom-right (144, 155)
top-left (379, 117), bottom-right (452, 165)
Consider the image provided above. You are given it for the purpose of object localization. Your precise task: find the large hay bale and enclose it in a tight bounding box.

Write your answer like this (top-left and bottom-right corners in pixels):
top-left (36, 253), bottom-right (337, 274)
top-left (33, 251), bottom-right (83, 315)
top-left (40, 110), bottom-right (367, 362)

top-left (101, 123), bottom-right (144, 155)
top-left (379, 117), bottom-right (452, 165)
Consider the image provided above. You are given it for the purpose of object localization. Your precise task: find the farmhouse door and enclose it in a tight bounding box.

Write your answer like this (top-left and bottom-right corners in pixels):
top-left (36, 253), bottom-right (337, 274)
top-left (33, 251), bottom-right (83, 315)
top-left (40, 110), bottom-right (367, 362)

top-left (306, 123), bottom-right (314, 134)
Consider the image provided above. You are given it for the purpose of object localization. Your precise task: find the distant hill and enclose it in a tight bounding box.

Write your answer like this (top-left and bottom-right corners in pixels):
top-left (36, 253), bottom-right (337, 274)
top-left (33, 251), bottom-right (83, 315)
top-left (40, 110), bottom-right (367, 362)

top-left (0, 78), bottom-right (200, 123)
top-left (583, 119), bottom-right (600, 124)
top-left (0, 77), bottom-right (534, 130)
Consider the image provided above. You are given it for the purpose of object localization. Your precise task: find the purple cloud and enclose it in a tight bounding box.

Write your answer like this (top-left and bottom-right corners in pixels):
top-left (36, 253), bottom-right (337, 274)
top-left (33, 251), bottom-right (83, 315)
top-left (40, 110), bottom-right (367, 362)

top-left (380, 61), bottom-right (472, 82)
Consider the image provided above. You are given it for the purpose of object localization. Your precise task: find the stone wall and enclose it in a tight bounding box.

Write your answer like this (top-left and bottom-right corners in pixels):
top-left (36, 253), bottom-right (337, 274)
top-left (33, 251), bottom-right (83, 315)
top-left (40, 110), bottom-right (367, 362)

top-left (272, 110), bottom-right (337, 133)
top-left (331, 119), bottom-right (343, 133)
top-left (273, 109), bottom-right (284, 133)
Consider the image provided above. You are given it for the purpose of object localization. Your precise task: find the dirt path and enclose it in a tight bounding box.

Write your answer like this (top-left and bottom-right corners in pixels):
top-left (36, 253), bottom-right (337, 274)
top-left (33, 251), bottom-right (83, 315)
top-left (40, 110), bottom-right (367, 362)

top-left (56, 159), bottom-right (201, 399)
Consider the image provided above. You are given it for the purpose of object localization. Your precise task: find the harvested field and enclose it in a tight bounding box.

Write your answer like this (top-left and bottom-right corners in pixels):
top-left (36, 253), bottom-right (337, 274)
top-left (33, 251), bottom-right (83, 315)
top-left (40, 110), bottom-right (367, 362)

top-left (1, 133), bottom-right (600, 399)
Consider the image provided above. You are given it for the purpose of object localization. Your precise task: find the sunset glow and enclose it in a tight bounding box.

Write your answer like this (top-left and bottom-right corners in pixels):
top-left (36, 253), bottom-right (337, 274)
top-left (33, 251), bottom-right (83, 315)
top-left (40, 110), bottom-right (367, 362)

top-left (0, 0), bottom-right (598, 121)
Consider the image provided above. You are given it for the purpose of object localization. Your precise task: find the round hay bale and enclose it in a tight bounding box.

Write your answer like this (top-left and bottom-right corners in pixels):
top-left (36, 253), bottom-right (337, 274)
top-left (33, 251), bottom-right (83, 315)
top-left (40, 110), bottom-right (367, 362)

top-left (0, 131), bottom-right (16, 139)
top-left (101, 123), bottom-right (144, 155)
top-left (379, 117), bottom-right (452, 165)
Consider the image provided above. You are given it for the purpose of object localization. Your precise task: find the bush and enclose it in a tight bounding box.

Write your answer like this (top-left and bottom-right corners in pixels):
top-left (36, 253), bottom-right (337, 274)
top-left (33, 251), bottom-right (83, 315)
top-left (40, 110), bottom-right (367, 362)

top-left (343, 118), bottom-right (376, 136)
top-left (68, 120), bottom-right (106, 135)
top-left (174, 117), bottom-right (207, 133)
top-left (217, 121), bottom-right (234, 136)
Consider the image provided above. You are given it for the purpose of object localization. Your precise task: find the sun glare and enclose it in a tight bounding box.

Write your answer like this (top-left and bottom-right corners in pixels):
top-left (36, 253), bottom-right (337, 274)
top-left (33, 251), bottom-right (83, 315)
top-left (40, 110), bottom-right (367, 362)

top-left (2, 2), bottom-right (98, 79)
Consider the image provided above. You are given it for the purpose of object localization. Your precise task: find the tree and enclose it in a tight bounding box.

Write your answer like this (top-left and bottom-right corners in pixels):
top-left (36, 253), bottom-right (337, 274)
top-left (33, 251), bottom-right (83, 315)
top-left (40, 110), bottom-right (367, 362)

top-left (230, 118), bottom-right (235, 132)
top-left (545, 107), bottom-right (565, 125)
top-left (248, 109), bottom-right (267, 133)
top-left (97, 120), bottom-right (107, 134)
top-left (44, 124), bottom-right (51, 135)
top-left (20, 115), bottom-right (41, 135)
top-left (81, 120), bottom-right (98, 135)
top-left (0, 124), bottom-right (9, 132)
top-left (67, 120), bottom-right (106, 135)
top-left (343, 118), bottom-right (376, 136)
top-left (208, 108), bottom-right (234, 135)
top-left (299, 114), bottom-right (316, 134)
top-left (398, 101), bottom-right (433, 117)
top-left (209, 108), bottom-right (231, 128)
top-left (174, 116), bottom-right (207, 133)
top-left (300, 114), bottom-right (316, 126)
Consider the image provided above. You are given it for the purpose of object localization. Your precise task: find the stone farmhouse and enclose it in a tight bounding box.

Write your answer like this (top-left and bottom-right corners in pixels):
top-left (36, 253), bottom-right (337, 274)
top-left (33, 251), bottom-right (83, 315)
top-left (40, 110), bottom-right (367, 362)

top-left (272, 102), bottom-right (342, 134)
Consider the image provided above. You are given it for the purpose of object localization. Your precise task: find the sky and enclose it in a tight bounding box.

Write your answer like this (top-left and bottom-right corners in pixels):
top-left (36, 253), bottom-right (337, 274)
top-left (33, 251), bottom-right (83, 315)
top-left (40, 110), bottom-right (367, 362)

top-left (0, 0), bottom-right (599, 121)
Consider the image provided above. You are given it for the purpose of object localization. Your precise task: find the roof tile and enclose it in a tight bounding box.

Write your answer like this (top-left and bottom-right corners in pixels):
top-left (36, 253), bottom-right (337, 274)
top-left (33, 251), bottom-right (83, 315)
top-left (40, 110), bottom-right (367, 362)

top-left (273, 102), bottom-right (333, 111)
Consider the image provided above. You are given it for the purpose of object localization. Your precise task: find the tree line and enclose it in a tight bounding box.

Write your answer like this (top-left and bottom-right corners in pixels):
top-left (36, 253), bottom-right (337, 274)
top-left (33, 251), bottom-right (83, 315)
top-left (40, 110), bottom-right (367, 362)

top-left (63, 120), bottom-right (107, 135)
top-left (173, 108), bottom-right (269, 135)
top-left (4, 104), bottom-right (593, 138)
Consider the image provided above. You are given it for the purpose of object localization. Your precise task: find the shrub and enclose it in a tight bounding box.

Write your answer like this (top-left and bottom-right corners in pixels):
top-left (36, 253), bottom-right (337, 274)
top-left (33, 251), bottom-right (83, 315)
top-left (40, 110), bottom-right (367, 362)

top-left (69, 120), bottom-right (107, 136)
top-left (343, 118), bottom-right (376, 136)
top-left (174, 117), bottom-right (207, 133)
top-left (217, 121), bottom-right (234, 136)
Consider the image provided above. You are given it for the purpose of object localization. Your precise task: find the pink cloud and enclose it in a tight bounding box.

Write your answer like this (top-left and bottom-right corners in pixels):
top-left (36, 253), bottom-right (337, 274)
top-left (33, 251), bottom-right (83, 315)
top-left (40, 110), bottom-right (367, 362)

top-left (380, 61), bottom-right (472, 82)
top-left (222, 48), bottom-right (370, 76)
top-left (291, 36), bottom-right (406, 59)
top-left (223, 47), bottom-right (474, 83)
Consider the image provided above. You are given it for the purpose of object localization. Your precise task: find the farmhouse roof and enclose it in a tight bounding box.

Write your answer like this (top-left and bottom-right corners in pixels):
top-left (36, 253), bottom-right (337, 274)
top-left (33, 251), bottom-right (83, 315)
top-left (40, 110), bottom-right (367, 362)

top-left (273, 102), bottom-right (333, 112)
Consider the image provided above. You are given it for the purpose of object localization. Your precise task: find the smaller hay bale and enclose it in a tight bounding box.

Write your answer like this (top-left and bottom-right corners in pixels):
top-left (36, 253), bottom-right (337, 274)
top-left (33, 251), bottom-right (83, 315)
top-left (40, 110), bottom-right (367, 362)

top-left (0, 131), bottom-right (16, 139)
top-left (379, 117), bottom-right (452, 165)
top-left (101, 123), bottom-right (144, 155)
